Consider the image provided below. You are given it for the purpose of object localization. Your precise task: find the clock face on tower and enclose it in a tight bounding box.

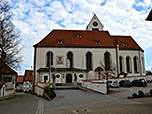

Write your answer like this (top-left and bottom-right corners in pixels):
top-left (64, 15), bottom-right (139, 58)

top-left (93, 22), bottom-right (98, 26)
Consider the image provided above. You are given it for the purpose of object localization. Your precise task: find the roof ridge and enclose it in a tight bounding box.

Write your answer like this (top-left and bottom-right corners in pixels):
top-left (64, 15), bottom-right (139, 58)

top-left (111, 35), bottom-right (131, 37)
top-left (52, 29), bottom-right (109, 32)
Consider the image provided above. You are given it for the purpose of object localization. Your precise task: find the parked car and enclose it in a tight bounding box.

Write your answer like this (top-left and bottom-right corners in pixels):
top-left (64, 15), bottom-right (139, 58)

top-left (132, 79), bottom-right (140, 86)
top-left (23, 81), bottom-right (32, 92)
top-left (16, 84), bottom-right (23, 92)
top-left (139, 79), bottom-right (147, 87)
top-left (108, 80), bottom-right (119, 88)
top-left (119, 80), bottom-right (132, 87)
top-left (132, 79), bottom-right (147, 87)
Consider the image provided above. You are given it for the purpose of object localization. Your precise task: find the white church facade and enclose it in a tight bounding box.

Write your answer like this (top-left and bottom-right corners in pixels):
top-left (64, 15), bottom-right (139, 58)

top-left (33, 14), bottom-right (145, 92)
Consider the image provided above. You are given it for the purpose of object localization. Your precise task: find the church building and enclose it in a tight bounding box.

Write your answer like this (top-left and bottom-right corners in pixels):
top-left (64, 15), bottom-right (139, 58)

top-left (33, 14), bottom-right (145, 91)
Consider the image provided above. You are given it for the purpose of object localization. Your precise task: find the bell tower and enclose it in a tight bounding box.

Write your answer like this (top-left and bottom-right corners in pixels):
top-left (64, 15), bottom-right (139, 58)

top-left (86, 14), bottom-right (104, 31)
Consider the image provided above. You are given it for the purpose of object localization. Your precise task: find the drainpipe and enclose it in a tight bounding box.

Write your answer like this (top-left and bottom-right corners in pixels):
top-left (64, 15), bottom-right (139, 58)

top-left (115, 40), bottom-right (119, 77)
top-left (33, 47), bottom-right (37, 94)
top-left (138, 50), bottom-right (142, 76)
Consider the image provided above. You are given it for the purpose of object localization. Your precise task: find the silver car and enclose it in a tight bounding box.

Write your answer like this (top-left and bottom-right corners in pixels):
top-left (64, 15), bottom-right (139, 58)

top-left (16, 84), bottom-right (23, 92)
top-left (108, 80), bottom-right (119, 88)
top-left (23, 81), bottom-right (32, 92)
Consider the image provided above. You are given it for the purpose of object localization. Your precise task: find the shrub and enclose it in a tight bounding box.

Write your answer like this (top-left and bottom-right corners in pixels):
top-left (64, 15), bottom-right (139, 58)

top-left (150, 89), bottom-right (152, 96)
top-left (44, 86), bottom-right (56, 99)
top-left (132, 93), bottom-right (138, 98)
top-left (138, 91), bottom-right (145, 98)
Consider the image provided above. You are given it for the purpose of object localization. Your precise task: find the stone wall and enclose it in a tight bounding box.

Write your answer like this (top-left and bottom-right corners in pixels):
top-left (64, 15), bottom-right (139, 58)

top-left (0, 85), bottom-right (15, 100)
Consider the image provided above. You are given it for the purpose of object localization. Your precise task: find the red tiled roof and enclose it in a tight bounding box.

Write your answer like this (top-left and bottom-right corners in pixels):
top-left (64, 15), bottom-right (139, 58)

top-left (34, 29), bottom-right (143, 51)
top-left (24, 70), bottom-right (33, 82)
top-left (1, 63), bottom-right (17, 75)
top-left (16, 75), bottom-right (24, 83)
top-left (34, 30), bottom-right (116, 48)
top-left (112, 36), bottom-right (143, 51)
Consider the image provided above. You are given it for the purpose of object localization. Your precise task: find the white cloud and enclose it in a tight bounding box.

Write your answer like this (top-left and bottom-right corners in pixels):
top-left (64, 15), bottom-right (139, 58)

top-left (106, 0), bottom-right (134, 10)
top-left (89, 0), bottom-right (104, 4)
top-left (135, 0), bottom-right (151, 8)
top-left (8, 0), bottom-right (152, 74)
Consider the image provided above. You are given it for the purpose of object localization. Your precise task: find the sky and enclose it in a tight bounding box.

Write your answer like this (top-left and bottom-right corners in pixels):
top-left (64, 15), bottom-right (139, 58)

top-left (7, 0), bottom-right (152, 74)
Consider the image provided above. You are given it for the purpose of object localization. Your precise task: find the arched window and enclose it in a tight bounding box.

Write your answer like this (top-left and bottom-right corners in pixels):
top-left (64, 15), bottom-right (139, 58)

top-left (119, 56), bottom-right (124, 72)
top-left (86, 52), bottom-right (92, 70)
top-left (67, 52), bottom-right (73, 68)
top-left (133, 56), bottom-right (138, 73)
top-left (104, 52), bottom-right (111, 70)
top-left (46, 52), bottom-right (53, 67)
top-left (126, 56), bottom-right (131, 73)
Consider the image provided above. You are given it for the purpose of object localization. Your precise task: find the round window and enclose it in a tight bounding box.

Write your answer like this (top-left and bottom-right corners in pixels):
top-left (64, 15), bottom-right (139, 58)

top-left (93, 22), bottom-right (98, 26)
top-left (56, 74), bottom-right (60, 78)
top-left (79, 74), bottom-right (84, 78)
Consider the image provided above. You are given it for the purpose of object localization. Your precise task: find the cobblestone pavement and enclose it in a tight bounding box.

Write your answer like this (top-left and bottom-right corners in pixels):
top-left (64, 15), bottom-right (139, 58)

top-left (44, 83), bottom-right (152, 114)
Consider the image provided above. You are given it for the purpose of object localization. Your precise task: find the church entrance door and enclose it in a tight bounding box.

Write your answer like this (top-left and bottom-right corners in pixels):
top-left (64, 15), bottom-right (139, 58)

top-left (66, 73), bottom-right (72, 83)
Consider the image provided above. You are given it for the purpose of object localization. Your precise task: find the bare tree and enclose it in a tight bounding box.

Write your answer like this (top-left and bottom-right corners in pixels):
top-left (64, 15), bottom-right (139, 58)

top-left (100, 60), bottom-right (116, 93)
top-left (0, 0), bottom-right (22, 83)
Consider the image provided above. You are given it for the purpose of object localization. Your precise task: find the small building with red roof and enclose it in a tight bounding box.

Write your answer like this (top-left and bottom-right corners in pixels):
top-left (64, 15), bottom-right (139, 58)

top-left (24, 70), bottom-right (33, 83)
top-left (16, 75), bottom-right (24, 86)
top-left (33, 14), bottom-right (145, 94)
top-left (0, 63), bottom-right (17, 89)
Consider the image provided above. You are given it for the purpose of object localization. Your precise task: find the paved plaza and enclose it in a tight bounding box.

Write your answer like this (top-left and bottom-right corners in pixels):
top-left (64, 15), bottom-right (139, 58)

top-left (44, 97), bottom-right (152, 114)
top-left (0, 83), bottom-right (152, 114)
top-left (43, 83), bottom-right (152, 114)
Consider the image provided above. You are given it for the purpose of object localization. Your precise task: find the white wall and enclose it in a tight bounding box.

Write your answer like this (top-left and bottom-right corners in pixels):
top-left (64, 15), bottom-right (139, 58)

top-left (36, 47), bottom-right (117, 70)
top-left (35, 47), bottom-right (117, 84)
top-left (118, 50), bottom-right (146, 76)
top-left (82, 81), bottom-right (107, 94)
top-left (37, 71), bottom-right (87, 84)
top-left (0, 85), bottom-right (15, 100)
top-left (34, 47), bottom-right (146, 87)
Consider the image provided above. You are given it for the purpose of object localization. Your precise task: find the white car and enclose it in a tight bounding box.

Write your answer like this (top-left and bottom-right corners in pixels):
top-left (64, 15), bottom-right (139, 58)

top-left (108, 80), bottom-right (119, 88)
top-left (16, 84), bottom-right (23, 92)
top-left (23, 81), bottom-right (32, 92)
